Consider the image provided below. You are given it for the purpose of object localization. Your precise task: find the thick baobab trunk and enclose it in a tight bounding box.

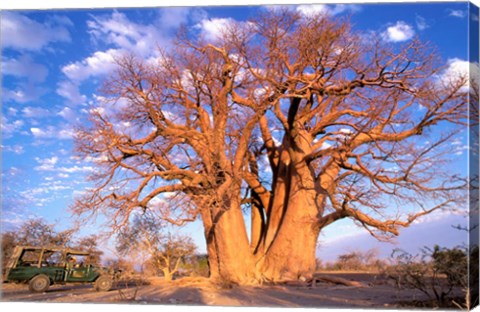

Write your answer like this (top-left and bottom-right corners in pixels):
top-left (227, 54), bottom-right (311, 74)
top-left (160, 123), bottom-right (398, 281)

top-left (200, 196), bottom-right (256, 283)
top-left (259, 174), bottom-right (325, 281)
top-left (259, 127), bottom-right (326, 281)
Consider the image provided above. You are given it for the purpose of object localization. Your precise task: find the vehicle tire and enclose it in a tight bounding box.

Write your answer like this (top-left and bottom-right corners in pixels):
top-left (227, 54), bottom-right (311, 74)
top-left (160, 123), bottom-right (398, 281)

top-left (95, 275), bottom-right (113, 292)
top-left (29, 274), bottom-right (50, 293)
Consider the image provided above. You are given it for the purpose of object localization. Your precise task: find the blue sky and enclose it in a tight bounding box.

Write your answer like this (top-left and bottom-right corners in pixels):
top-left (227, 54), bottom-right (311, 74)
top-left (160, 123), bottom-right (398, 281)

top-left (1, 1), bottom-right (477, 261)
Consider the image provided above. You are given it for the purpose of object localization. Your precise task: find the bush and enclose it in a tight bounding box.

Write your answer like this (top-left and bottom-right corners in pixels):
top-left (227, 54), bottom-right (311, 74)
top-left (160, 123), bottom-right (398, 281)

top-left (388, 245), bottom-right (468, 307)
top-left (329, 249), bottom-right (386, 272)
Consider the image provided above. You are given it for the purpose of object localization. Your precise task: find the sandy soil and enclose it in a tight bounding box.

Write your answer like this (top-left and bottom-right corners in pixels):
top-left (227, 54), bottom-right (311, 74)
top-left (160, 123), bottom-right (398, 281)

top-left (0, 273), bottom-right (445, 308)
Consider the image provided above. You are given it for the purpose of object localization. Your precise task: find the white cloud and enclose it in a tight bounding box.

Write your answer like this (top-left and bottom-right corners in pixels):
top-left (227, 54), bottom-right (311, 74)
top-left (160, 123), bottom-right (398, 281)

top-left (1, 116), bottom-right (24, 138)
top-left (2, 55), bottom-right (48, 82)
top-left (22, 106), bottom-right (51, 119)
top-left (57, 165), bottom-right (95, 173)
top-left (62, 49), bottom-right (121, 82)
top-left (449, 10), bottom-right (467, 18)
top-left (415, 15), bottom-right (429, 31)
top-left (57, 11), bottom-right (167, 105)
top-left (296, 4), bottom-right (329, 16)
top-left (296, 4), bottom-right (360, 17)
top-left (34, 156), bottom-right (94, 173)
top-left (382, 21), bottom-right (415, 42)
top-left (1, 145), bottom-right (25, 155)
top-left (57, 107), bottom-right (78, 122)
top-left (31, 126), bottom-right (75, 140)
top-left (0, 11), bottom-right (71, 51)
top-left (158, 7), bottom-right (192, 30)
top-left (2, 82), bottom-right (47, 104)
top-left (196, 18), bottom-right (234, 42)
top-left (87, 11), bottom-right (164, 56)
top-left (435, 58), bottom-right (480, 90)
top-left (34, 156), bottom-right (59, 171)
top-left (56, 80), bottom-right (87, 105)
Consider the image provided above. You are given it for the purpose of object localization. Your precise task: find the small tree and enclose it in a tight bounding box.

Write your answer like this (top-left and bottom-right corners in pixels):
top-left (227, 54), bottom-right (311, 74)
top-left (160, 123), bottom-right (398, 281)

top-left (334, 249), bottom-right (384, 271)
top-left (150, 234), bottom-right (196, 280)
top-left (116, 211), bottom-right (196, 281)
top-left (74, 235), bottom-right (104, 265)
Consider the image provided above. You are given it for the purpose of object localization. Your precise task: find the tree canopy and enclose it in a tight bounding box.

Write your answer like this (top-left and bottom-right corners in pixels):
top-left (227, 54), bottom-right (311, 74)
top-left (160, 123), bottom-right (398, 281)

top-left (73, 9), bottom-right (468, 283)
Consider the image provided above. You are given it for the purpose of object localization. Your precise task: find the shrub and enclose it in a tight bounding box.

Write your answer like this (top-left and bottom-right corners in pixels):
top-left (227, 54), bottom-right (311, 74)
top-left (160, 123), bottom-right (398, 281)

top-left (388, 245), bottom-right (468, 307)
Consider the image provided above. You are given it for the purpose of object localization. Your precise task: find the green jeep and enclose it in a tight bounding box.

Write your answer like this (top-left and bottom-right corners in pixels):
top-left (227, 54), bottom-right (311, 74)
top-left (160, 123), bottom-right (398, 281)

top-left (3, 246), bottom-right (120, 293)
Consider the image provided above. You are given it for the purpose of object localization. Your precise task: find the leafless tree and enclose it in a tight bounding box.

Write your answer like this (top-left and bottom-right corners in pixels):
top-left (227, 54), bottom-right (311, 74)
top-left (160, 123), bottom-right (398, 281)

top-left (74, 9), bottom-right (469, 283)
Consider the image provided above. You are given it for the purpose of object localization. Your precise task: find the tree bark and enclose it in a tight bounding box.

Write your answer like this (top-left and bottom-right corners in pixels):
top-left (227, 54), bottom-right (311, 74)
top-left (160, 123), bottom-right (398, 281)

top-left (259, 177), bottom-right (324, 281)
top-left (200, 194), bottom-right (257, 283)
top-left (258, 127), bottom-right (326, 281)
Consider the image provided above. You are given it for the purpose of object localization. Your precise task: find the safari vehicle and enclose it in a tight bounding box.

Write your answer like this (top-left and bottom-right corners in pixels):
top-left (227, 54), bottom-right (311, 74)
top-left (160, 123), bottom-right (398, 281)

top-left (3, 246), bottom-right (120, 293)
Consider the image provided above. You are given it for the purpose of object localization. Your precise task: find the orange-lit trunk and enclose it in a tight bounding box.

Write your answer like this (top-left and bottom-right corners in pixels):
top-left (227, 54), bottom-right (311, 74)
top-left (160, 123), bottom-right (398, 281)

top-left (200, 193), bottom-right (256, 283)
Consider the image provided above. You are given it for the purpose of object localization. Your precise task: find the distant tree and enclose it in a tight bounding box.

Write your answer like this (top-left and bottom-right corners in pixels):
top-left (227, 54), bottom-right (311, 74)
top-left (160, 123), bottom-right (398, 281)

top-left (337, 251), bottom-right (364, 271)
top-left (334, 249), bottom-right (385, 271)
top-left (2, 218), bottom-right (76, 258)
top-left (116, 212), bottom-right (196, 281)
top-left (74, 235), bottom-right (104, 265)
top-left (15, 219), bottom-right (75, 247)
top-left (74, 8), bottom-right (468, 283)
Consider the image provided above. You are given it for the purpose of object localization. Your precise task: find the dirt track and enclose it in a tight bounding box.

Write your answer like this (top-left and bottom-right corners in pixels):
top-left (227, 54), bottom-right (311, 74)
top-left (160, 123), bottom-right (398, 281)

top-left (0, 273), bottom-right (439, 308)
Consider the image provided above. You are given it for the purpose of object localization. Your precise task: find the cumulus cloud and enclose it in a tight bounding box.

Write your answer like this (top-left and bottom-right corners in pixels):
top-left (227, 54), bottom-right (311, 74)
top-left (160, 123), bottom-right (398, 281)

top-left (296, 4), bottom-right (329, 16)
top-left (196, 18), bottom-right (235, 42)
top-left (56, 80), bottom-right (87, 105)
top-left (61, 49), bottom-right (121, 82)
top-left (1, 116), bottom-right (24, 138)
top-left (158, 7), bottom-right (192, 30)
top-left (0, 11), bottom-right (71, 51)
top-left (34, 156), bottom-right (59, 171)
top-left (2, 81), bottom-right (48, 104)
top-left (2, 55), bottom-right (48, 82)
top-left (1, 145), bottom-right (25, 155)
top-left (87, 11), bottom-right (164, 56)
top-left (382, 21), bottom-right (415, 42)
top-left (57, 12), bottom-right (167, 105)
top-left (434, 58), bottom-right (479, 93)
top-left (22, 106), bottom-right (51, 119)
top-left (57, 107), bottom-right (78, 122)
top-left (30, 126), bottom-right (75, 140)
top-left (296, 4), bottom-right (360, 17)
top-left (34, 156), bottom-right (94, 173)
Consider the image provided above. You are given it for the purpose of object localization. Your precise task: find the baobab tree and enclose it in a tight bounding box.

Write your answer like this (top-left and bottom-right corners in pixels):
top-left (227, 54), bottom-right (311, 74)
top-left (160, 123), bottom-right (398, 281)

top-left (74, 9), bottom-right (468, 284)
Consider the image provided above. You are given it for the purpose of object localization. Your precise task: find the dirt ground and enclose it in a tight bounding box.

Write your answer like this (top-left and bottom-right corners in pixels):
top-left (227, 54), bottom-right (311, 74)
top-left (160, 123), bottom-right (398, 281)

top-left (0, 273), bottom-right (456, 309)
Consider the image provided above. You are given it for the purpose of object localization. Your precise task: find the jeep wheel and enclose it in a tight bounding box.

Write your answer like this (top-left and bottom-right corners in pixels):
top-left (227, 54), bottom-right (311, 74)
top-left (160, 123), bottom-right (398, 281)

top-left (95, 275), bottom-right (113, 292)
top-left (29, 274), bottom-right (50, 293)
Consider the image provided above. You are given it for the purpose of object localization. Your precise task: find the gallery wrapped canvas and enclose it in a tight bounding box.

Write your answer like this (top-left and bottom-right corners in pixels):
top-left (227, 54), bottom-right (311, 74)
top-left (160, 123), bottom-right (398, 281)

top-left (1, 0), bottom-right (479, 310)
